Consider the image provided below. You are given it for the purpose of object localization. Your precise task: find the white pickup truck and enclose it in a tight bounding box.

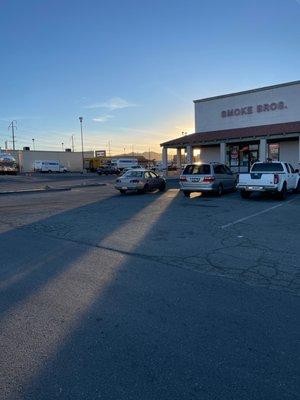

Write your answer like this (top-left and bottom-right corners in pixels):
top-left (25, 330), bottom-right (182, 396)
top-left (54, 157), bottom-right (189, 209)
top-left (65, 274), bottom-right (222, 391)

top-left (237, 161), bottom-right (300, 199)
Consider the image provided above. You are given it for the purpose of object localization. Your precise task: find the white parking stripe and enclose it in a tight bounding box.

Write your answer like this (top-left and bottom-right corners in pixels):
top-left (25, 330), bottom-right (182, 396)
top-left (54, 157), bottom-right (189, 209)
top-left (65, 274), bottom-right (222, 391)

top-left (221, 199), bottom-right (294, 229)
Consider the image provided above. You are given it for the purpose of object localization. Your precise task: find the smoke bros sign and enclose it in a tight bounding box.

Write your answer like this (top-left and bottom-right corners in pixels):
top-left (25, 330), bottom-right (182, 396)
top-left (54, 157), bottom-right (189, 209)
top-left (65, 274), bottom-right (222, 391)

top-left (221, 101), bottom-right (288, 118)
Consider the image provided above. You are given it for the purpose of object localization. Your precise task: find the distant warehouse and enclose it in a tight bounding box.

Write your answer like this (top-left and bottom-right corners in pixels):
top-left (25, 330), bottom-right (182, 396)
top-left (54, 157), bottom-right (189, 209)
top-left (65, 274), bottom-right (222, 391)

top-left (7, 150), bottom-right (94, 173)
top-left (161, 80), bottom-right (300, 172)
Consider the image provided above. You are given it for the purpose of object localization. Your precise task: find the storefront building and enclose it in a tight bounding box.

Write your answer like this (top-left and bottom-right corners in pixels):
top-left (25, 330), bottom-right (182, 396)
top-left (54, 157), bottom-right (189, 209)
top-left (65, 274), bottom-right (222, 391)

top-left (161, 81), bottom-right (300, 172)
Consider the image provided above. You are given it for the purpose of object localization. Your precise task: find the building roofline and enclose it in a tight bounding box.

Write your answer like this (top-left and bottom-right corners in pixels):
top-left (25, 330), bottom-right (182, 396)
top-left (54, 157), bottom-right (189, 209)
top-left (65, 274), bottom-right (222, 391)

top-left (193, 80), bottom-right (300, 104)
top-left (160, 121), bottom-right (300, 147)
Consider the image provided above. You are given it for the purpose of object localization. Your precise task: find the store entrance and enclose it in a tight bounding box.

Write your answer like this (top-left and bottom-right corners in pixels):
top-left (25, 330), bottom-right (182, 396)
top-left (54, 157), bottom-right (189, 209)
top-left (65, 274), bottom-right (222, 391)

top-left (228, 143), bottom-right (259, 172)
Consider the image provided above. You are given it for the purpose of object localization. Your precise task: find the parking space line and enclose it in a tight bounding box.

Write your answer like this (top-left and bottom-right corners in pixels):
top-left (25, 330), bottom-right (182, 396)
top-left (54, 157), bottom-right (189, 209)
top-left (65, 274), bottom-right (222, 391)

top-left (221, 199), bottom-right (294, 229)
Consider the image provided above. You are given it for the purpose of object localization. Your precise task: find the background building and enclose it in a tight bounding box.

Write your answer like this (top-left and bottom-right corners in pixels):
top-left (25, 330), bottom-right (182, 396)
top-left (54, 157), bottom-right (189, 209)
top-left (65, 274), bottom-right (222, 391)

top-left (161, 81), bottom-right (300, 172)
top-left (5, 150), bottom-right (94, 173)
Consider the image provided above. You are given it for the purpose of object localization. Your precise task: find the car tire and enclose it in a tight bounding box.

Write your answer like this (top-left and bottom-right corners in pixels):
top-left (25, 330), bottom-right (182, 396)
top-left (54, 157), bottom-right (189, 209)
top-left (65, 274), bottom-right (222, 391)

top-left (119, 189), bottom-right (126, 195)
top-left (240, 190), bottom-right (251, 199)
top-left (143, 184), bottom-right (150, 193)
top-left (277, 182), bottom-right (287, 200)
top-left (159, 182), bottom-right (166, 192)
top-left (183, 191), bottom-right (191, 197)
top-left (293, 180), bottom-right (300, 194)
top-left (216, 184), bottom-right (223, 196)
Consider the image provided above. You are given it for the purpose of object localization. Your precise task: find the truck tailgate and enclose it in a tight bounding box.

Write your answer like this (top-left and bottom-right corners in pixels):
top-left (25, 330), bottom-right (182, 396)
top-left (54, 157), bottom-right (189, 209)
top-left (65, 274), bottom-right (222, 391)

top-left (239, 173), bottom-right (276, 186)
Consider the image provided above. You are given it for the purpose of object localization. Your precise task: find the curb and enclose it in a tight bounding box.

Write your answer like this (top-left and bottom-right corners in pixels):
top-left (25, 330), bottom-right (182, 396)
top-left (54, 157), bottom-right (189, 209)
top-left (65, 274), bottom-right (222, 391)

top-left (0, 188), bottom-right (71, 196)
top-left (67, 183), bottom-right (107, 189)
top-left (0, 183), bottom-right (107, 196)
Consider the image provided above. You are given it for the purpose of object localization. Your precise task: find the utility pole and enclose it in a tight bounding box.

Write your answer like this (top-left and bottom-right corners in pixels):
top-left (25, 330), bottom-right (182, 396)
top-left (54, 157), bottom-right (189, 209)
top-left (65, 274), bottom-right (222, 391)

top-left (8, 120), bottom-right (17, 150)
top-left (79, 117), bottom-right (84, 173)
top-left (71, 135), bottom-right (75, 152)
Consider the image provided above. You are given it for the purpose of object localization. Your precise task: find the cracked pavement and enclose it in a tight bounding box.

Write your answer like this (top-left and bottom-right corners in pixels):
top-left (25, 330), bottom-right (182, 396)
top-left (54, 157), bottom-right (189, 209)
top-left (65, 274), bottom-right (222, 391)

top-left (0, 178), bottom-right (299, 399)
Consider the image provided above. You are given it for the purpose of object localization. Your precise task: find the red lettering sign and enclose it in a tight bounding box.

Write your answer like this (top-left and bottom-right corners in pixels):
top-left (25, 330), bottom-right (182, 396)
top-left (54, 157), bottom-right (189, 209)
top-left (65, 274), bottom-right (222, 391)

top-left (222, 101), bottom-right (287, 117)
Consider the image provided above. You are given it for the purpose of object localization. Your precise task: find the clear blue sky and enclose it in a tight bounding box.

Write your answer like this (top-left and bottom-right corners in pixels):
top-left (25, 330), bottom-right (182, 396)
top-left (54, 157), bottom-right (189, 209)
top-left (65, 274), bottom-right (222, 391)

top-left (0, 0), bottom-right (299, 154)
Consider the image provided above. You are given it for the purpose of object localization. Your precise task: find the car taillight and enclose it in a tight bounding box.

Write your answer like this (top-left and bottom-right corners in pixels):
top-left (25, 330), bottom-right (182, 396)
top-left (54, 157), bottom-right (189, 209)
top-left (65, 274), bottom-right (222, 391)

top-left (179, 176), bottom-right (187, 181)
top-left (203, 176), bottom-right (215, 183)
top-left (274, 174), bottom-right (280, 184)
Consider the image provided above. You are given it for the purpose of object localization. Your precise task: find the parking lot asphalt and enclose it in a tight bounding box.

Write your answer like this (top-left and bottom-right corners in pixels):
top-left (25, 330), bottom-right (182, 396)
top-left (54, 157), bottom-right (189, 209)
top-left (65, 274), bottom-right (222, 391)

top-left (0, 178), bottom-right (299, 399)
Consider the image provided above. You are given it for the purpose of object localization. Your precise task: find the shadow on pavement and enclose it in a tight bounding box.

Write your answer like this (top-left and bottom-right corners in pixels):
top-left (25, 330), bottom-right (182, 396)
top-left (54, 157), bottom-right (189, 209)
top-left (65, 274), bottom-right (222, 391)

top-left (6, 190), bottom-right (298, 400)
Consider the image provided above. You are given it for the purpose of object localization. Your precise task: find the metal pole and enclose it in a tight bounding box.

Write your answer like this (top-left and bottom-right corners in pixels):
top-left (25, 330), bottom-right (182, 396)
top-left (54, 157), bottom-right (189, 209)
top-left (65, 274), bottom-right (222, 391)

top-left (79, 117), bottom-right (84, 173)
top-left (32, 139), bottom-right (35, 151)
top-left (71, 135), bottom-right (75, 152)
top-left (8, 120), bottom-right (17, 150)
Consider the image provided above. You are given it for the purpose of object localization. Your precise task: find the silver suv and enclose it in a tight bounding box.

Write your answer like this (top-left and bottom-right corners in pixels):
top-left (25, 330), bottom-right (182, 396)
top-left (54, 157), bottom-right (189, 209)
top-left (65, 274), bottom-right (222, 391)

top-left (179, 162), bottom-right (236, 197)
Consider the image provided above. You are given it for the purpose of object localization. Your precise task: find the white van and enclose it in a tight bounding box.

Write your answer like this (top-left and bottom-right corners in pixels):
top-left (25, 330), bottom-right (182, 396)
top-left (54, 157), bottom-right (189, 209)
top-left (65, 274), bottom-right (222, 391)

top-left (111, 158), bottom-right (138, 170)
top-left (33, 160), bottom-right (68, 173)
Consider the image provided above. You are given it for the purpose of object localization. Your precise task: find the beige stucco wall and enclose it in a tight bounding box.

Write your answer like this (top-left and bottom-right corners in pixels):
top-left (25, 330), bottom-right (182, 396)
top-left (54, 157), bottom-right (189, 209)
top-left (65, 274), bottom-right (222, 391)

top-left (195, 82), bottom-right (300, 133)
top-left (279, 140), bottom-right (299, 168)
top-left (198, 146), bottom-right (220, 163)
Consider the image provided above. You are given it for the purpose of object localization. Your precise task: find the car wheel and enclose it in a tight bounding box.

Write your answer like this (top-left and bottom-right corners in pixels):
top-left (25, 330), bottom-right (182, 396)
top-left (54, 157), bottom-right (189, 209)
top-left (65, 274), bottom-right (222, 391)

top-left (119, 189), bottom-right (126, 195)
top-left (293, 180), bottom-right (300, 194)
top-left (159, 182), bottom-right (166, 192)
top-left (183, 191), bottom-right (191, 197)
top-left (216, 184), bottom-right (223, 196)
top-left (240, 190), bottom-right (251, 199)
top-left (277, 182), bottom-right (287, 200)
top-left (143, 184), bottom-right (150, 193)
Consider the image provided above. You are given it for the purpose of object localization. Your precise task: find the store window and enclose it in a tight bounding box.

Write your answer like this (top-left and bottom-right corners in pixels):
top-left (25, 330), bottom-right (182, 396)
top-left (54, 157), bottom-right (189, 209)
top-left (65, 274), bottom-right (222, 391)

top-left (268, 143), bottom-right (279, 161)
top-left (228, 143), bottom-right (259, 172)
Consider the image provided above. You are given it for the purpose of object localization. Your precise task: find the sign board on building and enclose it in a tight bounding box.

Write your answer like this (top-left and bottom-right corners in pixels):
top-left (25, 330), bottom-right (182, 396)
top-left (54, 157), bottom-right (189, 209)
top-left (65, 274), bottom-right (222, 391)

top-left (194, 82), bottom-right (300, 133)
top-left (95, 150), bottom-right (106, 157)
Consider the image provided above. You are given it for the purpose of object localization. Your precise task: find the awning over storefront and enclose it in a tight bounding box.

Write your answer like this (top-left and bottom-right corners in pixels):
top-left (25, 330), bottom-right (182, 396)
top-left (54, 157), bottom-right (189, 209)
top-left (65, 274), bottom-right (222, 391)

top-left (161, 121), bottom-right (300, 148)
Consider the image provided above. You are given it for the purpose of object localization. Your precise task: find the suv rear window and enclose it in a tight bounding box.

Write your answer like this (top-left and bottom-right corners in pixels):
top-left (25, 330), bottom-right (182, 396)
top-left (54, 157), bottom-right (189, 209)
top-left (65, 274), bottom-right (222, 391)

top-left (251, 163), bottom-right (284, 172)
top-left (183, 164), bottom-right (211, 175)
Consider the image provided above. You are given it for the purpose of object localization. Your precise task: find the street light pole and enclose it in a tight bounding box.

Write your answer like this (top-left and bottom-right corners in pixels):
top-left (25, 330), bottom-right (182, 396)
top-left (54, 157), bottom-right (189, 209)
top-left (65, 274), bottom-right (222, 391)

top-left (32, 138), bottom-right (35, 151)
top-left (8, 120), bottom-right (17, 150)
top-left (61, 142), bottom-right (64, 151)
top-left (71, 135), bottom-right (75, 152)
top-left (79, 117), bottom-right (84, 173)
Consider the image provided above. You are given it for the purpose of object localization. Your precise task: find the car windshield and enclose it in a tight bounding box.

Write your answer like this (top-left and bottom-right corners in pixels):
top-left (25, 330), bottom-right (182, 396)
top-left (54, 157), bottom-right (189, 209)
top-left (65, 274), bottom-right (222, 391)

top-left (251, 163), bottom-right (284, 172)
top-left (124, 171), bottom-right (143, 178)
top-left (183, 164), bottom-right (211, 175)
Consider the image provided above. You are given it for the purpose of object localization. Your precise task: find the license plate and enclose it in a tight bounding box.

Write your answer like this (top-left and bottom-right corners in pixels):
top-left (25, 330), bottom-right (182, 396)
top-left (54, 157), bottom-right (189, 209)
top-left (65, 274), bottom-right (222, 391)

top-left (248, 186), bottom-right (263, 190)
top-left (191, 178), bottom-right (199, 182)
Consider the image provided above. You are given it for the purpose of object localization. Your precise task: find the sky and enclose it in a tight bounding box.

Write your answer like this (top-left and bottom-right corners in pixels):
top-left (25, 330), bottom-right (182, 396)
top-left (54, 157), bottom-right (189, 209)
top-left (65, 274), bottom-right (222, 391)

top-left (0, 0), bottom-right (300, 155)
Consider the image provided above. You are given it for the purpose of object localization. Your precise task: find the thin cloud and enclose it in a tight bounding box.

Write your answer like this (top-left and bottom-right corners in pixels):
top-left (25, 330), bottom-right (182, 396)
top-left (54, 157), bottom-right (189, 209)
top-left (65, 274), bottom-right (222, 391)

top-left (85, 97), bottom-right (138, 111)
top-left (92, 115), bottom-right (114, 123)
